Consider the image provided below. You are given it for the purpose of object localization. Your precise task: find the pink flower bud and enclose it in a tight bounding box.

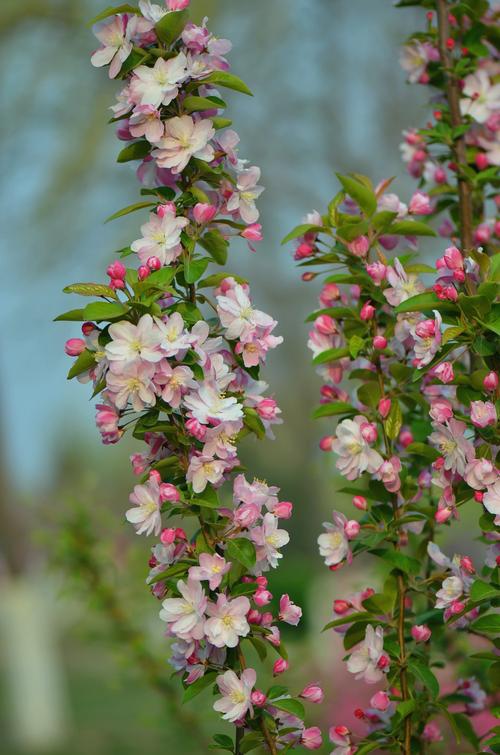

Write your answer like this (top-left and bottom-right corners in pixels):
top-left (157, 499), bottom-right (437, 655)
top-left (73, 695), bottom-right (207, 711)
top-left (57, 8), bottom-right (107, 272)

top-left (453, 269), bottom-right (465, 283)
top-left (377, 654), bottom-right (390, 670)
top-left (251, 690), bottom-right (267, 706)
top-left (82, 321), bottom-right (95, 336)
top-left (352, 495), bottom-right (367, 511)
top-left (247, 609), bottom-right (262, 624)
top-left (333, 599), bottom-right (351, 614)
top-left (256, 398), bottom-right (279, 421)
top-left (175, 527), bottom-right (187, 541)
top-left (411, 624), bottom-right (431, 642)
top-left (65, 338), bottom-right (86, 356)
top-left (399, 428), bottom-right (413, 448)
top-left (234, 502), bottom-right (260, 528)
top-left (156, 202), bottom-right (176, 217)
top-left (319, 283), bottom-right (340, 306)
top-left (193, 202), bottom-right (217, 224)
top-left (360, 422), bottom-right (377, 443)
top-left (241, 223), bottom-right (263, 241)
top-left (430, 361), bottom-right (454, 384)
top-left (474, 491), bottom-right (483, 503)
top-left (378, 397), bottom-right (391, 418)
top-left (261, 612), bottom-right (273, 627)
top-left (279, 594), bottom-right (302, 625)
top-left (360, 301), bottom-right (375, 321)
top-left (344, 520), bottom-right (360, 539)
top-left (319, 435), bottom-right (334, 452)
top-left (366, 261), bottom-right (387, 285)
top-left (274, 501), bottom-right (293, 519)
top-left (185, 417), bottom-right (207, 441)
top-left (159, 483), bottom-right (180, 502)
top-left (273, 658), bottom-right (289, 676)
top-left (256, 576), bottom-right (268, 588)
top-left (470, 400), bottom-right (497, 428)
top-left (373, 335), bottom-right (387, 350)
top-left (110, 278), bottom-right (125, 290)
top-left (300, 684), bottom-right (324, 704)
top-left (106, 260), bottom-right (126, 279)
top-left (149, 470), bottom-right (162, 484)
top-left (301, 727), bottom-right (322, 750)
top-left (315, 314), bottom-right (337, 335)
top-left (483, 371), bottom-right (498, 391)
top-left (475, 152), bottom-right (489, 170)
top-left (370, 690), bottom-right (390, 711)
top-left (160, 528), bottom-right (176, 545)
top-left (254, 589), bottom-right (273, 607)
top-left (302, 272), bottom-right (316, 282)
top-left (460, 556), bottom-right (475, 574)
top-left (294, 242), bottom-right (314, 260)
top-left (474, 224), bottom-right (491, 244)
top-left (443, 245), bottom-right (463, 270)
top-left (347, 236), bottom-right (369, 257)
top-left (449, 600), bottom-right (465, 615)
top-left (435, 507), bottom-right (453, 524)
top-left (147, 256), bottom-right (162, 271)
top-left (436, 256), bottom-right (447, 270)
top-left (409, 191), bottom-right (432, 215)
top-left (138, 265), bottom-right (150, 281)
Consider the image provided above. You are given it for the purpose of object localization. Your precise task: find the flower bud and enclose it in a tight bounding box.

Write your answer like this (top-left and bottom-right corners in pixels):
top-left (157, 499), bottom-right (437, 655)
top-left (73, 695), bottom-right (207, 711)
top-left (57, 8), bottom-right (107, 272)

top-left (251, 690), bottom-right (267, 707)
top-left (175, 527), bottom-right (187, 541)
top-left (193, 202), bottom-right (217, 224)
top-left (347, 236), bottom-right (369, 257)
top-left (409, 191), bottom-right (431, 215)
top-left (475, 152), bottom-right (489, 170)
top-left (185, 417), bottom-right (207, 441)
top-left (483, 371), bottom-right (498, 391)
top-left (260, 612), bottom-right (273, 627)
top-left (156, 201), bottom-right (176, 217)
top-left (344, 520), bottom-right (360, 539)
top-left (160, 528), bottom-right (176, 545)
top-left (159, 483), bottom-right (180, 503)
top-left (333, 599), bottom-right (351, 614)
top-left (256, 576), bottom-right (268, 588)
top-left (315, 314), bottom-right (337, 335)
top-left (273, 658), bottom-right (289, 676)
top-left (110, 278), bottom-right (125, 290)
top-left (411, 624), bottom-right (431, 642)
top-left (256, 398), bottom-right (279, 421)
top-left (138, 265), bottom-right (150, 281)
top-left (460, 556), bottom-right (475, 574)
top-left (301, 727), bottom-right (322, 750)
top-left (254, 589), bottom-right (272, 607)
top-left (399, 428), bottom-right (413, 448)
top-left (241, 223), bottom-right (263, 241)
top-left (435, 507), bottom-right (453, 524)
top-left (167, 0), bottom-right (190, 8)
top-left (360, 301), bottom-right (375, 321)
top-left (474, 491), bottom-right (483, 503)
top-left (360, 422), bottom-right (377, 443)
top-left (319, 435), bottom-right (334, 452)
top-left (274, 501), bottom-right (293, 519)
top-left (370, 690), bottom-right (390, 711)
top-left (247, 609), bottom-right (261, 624)
top-left (378, 397), bottom-right (391, 418)
top-left (366, 261), bottom-right (387, 285)
top-left (377, 654), bottom-right (390, 670)
top-left (352, 495), bottom-right (367, 511)
top-left (294, 242), bottom-right (314, 260)
top-left (373, 335), bottom-right (387, 350)
top-left (106, 260), bottom-right (126, 279)
top-left (147, 256), bottom-right (162, 271)
top-left (449, 600), bottom-right (465, 615)
top-left (65, 338), bottom-right (86, 356)
top-left (300, 684), bottom-right (324, 704)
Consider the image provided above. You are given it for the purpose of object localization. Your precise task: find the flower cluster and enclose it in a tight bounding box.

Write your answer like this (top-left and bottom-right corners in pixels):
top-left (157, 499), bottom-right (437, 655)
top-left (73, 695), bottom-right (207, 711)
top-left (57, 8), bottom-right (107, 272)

top-left (288, 2), bottom-right (499, 751)
top-left (60, 2), bottom-right (314, 751)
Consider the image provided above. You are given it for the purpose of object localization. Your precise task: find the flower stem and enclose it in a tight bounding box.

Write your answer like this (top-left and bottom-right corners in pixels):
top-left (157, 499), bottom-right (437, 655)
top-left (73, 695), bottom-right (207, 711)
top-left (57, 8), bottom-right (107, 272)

top-left (436, 0), bottom-right (473, 251)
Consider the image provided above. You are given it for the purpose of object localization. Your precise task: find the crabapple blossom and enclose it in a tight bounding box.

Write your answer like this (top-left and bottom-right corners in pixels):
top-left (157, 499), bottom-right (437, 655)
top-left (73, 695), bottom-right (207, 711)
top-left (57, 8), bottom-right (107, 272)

top-left (429, 419), bottom-right (475, 476)
top-left (330, 416), bottom-right (384, 481)
top-left (483, 479), bottom-right (500, 517)
top-left (213, 668), bottom-right (256, 723)
top-left (278, 594), bottom-right (302, 626)
top-left (470, 400), bottom-right (497, 428)
top-left (159, 578), bottom-right (207, 641)
top-left (346, 625), bottom-right (389, 684)
top-left (205, 595), bottom-right (251, 648)
top-left (460, 69), bottom-right (500, 123)
top-left (226, 166), bottom-right (264, 224)
top-left (130, 209), bottom-right (189, 265)
top-left (91, 15), bottom-right (133, 79)
top-left (129, 53), bottom-right (187, 108)
top-left (186, 454), bottom-right (227, 493)
top-left (153, 115), bottom-right (215, 173)
top-left (251, 513), bottom-right (290, 569)
top-left (188, 553), bottom-right (231, 590)
top-left (318, 511), bottom-right (351, 568)
top-left (126, 479), bottom-right (162, 536)
top-left (105, 314), bottom-right (163, 365)
top-left (106, 361), bottom-right (156, 411)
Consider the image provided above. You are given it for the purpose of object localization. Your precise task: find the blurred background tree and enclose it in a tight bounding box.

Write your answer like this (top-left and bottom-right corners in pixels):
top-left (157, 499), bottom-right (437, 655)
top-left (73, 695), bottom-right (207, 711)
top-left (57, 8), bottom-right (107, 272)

top-left (6, 2), bottom-right (488, 754)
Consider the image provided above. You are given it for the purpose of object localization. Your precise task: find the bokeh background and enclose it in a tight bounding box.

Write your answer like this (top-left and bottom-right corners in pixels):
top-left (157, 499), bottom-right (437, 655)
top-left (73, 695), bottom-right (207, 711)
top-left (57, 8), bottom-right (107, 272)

top-left (0, 1), bottom-right (491, 753)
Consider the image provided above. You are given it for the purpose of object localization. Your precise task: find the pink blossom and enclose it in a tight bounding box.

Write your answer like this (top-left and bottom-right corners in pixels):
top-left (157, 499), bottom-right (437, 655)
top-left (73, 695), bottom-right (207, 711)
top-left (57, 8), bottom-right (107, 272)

top-left (186, 455), bottom-right (227, 493)
top-left (483, 371), bottom-right (499, 391)
top-left (384, 258), bottom-right (424, 306)
top-left (184, 382), bottom-right (242, 425)
top-left (375, 456), bottom-right (402, 493)
top-left (429, 419), bottom-right (475, 476)
top-left (443, 245), bottom-right (463, 270)
top-left (131, 208), bottom-right (189, 265)
top-left (205, 594), bottom-right (250, 648)
top-left (216, 283), bottom-right (274, 341)
top-left (483, 479), bottom-right (500, 517)
top-left (106, 361), bottom-right (156, 411)
top-left (347, 236), bottom-right (369, 257)
top-left (95, 403), bottom-right (122, 444)
top-left (429, 398), bottom-right (453, 422)
top-left (318, 511), bottom-right (350, 567)
top-left (329, 725), bottom-right (356, 755)
top-left (274, 501), bottom-right (293, 518)
top-left (370, 690), bottom-right (390, 711)
top-left (155, 312), bottom-right (194, 357)
top-left (193, 202), bottom-right (217, 224)
top-left (411, 311), bottom-right (442, 367)
top-left (129, 105), bottom-right (164, 142)
top-left (411, 624), bottom-right (431, 642)
top-left (241, 223), bottom-right (263, 241)
top-left (91, 15), bottom-right (133, 79)
top-left (154, 362), bottom-right (195, 407)
top-left (378, 397), bottom-right (391, 418)
top-left (213, 668), bottom-right (256, 723)
top-left (279, 594), bottom-right (302, 626)
top-left (160, 578), bottom-right (207, 640)
top-left (366, 261), bottom-right (387, 285)
top-left (126, 479), bottom-right (162, 536)
top-left (153, 115), bottom-right (215, 173)
top-left (360, 301), bottom-right (375, 320)
top-left (347, 625), bottom-right (389, 684)
top-left (409, 191), bottom-right (432, 214)
top-left (352, 495), bottom-right (367, 511)
top-left (251, 689), bottom-right (266, 706)
top-left (470, 400), bottom-right (497, 428)
top-left (226, 166), bottom-right (264, 224)
top-left (188, 553), bottom-right (231, 590)
top-left (331, 416), bottom-right (384, 481)
top-left (464, 459), bottom-right (498, 490)
top-left (65, 338), bottom-right (86, 356)
top-left (429, 361), bottom-right (454, 383)
top-left (167, 0), bottom-right (190, 9)
top-left (251, 513), bottom-right (290, 568)
top-left (423, 722), bottom-right (443, 742)
top-left (460, 69), bottom-right (500, 123)
top-left (105, 314), bottom-right (163, 365)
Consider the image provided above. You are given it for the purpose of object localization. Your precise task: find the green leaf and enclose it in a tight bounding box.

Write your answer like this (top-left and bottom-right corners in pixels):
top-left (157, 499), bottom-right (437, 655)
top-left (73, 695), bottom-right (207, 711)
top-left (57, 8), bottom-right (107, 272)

top-left (155, 8), bottom-right (189, 44)
top-left (182, 671), bottom-right (217, 704)
top-left (146, 267), bottom-right (177, 290)
top-left (54, 308), bottom-right (85, 322)
top-left (343, 621), bottom-right (370, 650)
top-left (384, 400), bottom-right (403, 440)
top-left (231, 582), bottom-right (258, 598)
top-left (281, 224), bottom-right (324, 246)
top-left (372, 549), bottom-right (421, 576)
top-left (372, 210), bottom-right (398, 232)
top-left (243, 407), bottom-right (266, 439)
top-left (212, 117), bottom-right (233, 130)
top-left (240, 733), bottom-right (264, 754)
top-left (312, 402), bottom-right (355, 419)
top-left (226, 538), bottom-right (256, 570)
top-left (185, 256), bottom-right (209, 284)
top-left (336, 173), bottom-right (377, 216)
top-left (348, 334), bottom-right (365, 359)
top-left (451, 712), bottom-right (480, 748)
top-left (442, 325), bottom-right (465, 345)
top-left (105, 201), bottom-right (156, 223)
top-left (117, 140), bottom-right (150, 164)
top-left (396, 699), bottom-right (417, 720)
top-left (323, 612), bottom-right (372, 631)
top-left (312, 346), bottom-right (350, 365)
top-left (63, 282), bottom-right (117, 298)
top-left (471, 613), bottom-right (500, 634)
top-left (270, 698), bottom-right (305, 721)
top-left (67, 349), bottom-right (96, 380)
top-left (147, 560), bottom-right (188, 585)
top-left (389, 220), bottom-right (436, 237)
top-left (409, 660), bottom-right (439, 698)
top-left (88, 4), bottom-right (139, 26)
top-left (183, 95), bottom-right (226, 113)
top-left (337, 220), bottom-right (370, 242)
top-left (405, 442), bottom-right (440, 461)
top-left (83, 302), bottom-right (128, 321)
top-left (470, 580), bottom-right (500, 602)
top-left (211, 734), bottom-right (234, 752)
top-left (394, 292), bottom-right (455, 314)
top-left (198, 272), bottom-right (247, 289)
top-left (200, 71), bottom-right (253, 96)
top-left (199, 229), bottom-right (229, 265)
